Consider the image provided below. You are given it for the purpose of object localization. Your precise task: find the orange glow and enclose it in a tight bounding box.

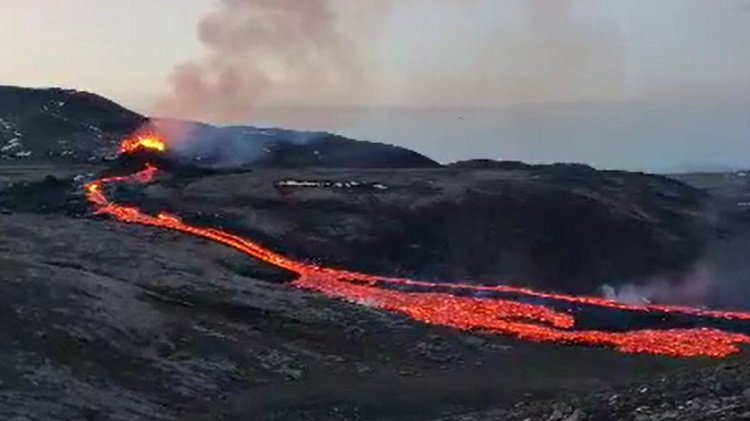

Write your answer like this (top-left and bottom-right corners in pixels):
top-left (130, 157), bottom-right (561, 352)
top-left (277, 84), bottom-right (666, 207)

top-left (118, 134), bottom-right (167, 155)
top-left (81, 137), bottom-right (750, 359)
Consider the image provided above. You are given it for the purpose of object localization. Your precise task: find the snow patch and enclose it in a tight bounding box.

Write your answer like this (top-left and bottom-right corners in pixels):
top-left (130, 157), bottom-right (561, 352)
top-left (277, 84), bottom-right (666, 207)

top-left (277, 179), bottom-right (389, 191)
top-left (1, 138), bottom-right (21, 152)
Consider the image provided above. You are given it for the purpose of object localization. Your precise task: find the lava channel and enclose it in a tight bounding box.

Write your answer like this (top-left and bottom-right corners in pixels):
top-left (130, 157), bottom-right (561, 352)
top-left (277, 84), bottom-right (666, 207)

top-left (83, 134), bottom-right (750, 358)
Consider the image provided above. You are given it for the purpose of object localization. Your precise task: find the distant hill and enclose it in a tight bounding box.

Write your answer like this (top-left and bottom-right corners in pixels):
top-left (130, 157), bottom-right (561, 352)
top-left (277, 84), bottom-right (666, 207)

top-left (0, 86), bottom-right (439, 168)
top-left (448, 159), bottom-right (598, 173)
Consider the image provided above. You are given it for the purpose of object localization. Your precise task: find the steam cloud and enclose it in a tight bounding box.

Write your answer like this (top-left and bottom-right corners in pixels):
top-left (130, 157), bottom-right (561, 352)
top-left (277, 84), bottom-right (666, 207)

top-left (601, 264), bottom-right (715, 307)
top-left (156, 0), bottom-right (366, 124)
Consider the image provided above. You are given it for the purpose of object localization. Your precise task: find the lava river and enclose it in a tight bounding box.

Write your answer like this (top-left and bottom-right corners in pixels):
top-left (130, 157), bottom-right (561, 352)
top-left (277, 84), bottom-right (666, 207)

top-left (83, 135), bottom-right (750, 358)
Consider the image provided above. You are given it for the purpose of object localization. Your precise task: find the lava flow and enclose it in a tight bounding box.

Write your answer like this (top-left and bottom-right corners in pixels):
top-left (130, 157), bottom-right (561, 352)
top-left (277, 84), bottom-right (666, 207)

top-left (83, 134), bottom-right (750, 358)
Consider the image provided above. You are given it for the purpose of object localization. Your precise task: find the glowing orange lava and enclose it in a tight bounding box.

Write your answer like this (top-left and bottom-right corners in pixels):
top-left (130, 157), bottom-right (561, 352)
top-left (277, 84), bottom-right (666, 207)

top-left (118, 134), bottom-right (167, 155)
top-left (82, 139), bottom-right (750, 358)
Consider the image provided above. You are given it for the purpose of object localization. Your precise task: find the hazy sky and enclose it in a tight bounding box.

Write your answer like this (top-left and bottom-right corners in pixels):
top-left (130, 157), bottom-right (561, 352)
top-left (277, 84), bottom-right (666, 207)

top-left (1, 0), bottom-right (750, 169)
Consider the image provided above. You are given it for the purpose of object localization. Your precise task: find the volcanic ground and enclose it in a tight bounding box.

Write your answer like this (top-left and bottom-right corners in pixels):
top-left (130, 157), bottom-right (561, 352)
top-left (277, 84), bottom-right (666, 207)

top-left (3, 87), bottom-right (750, 420)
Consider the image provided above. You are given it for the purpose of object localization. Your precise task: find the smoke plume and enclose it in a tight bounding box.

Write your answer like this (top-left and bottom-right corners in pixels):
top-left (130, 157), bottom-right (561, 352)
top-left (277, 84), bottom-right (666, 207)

top-left (601, 264), bottom-right (715, 307)
top-left (155, 0), bottom-right (630, 120)
top-left (156, 0), bottom-right (366, 124)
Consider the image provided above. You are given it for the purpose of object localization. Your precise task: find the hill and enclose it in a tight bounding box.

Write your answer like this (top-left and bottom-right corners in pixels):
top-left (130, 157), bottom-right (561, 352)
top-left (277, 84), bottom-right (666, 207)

top-left (0, 86), bottom-right (438, 168)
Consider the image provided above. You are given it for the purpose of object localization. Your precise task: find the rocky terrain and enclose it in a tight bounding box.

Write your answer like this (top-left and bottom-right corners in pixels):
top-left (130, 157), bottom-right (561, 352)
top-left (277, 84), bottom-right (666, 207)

top-left (0, 199), bottom-right (719, 421)
top-left (437, 355), bottom-right (750, 421)
top-left (128, 164), bottom-right (713, 296)
top-left (2, 86), bottom-right (750, 420)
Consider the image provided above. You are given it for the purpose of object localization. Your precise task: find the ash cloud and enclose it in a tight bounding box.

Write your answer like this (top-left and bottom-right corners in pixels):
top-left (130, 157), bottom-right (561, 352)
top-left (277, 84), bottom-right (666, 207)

top-left (155, 0), bottom-right (367, 125)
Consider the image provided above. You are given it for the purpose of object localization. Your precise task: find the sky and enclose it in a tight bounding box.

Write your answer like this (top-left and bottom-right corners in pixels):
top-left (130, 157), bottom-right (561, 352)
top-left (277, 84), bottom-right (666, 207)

top-left (1, 0), bottom-right (750, 170)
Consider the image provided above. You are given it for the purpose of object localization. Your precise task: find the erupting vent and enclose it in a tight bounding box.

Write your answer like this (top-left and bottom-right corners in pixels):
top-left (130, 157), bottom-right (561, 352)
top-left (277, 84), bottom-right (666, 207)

top-left (83, 134), bottom-right (750, 358)
top-left (118, 134), bottom-right (167, 155)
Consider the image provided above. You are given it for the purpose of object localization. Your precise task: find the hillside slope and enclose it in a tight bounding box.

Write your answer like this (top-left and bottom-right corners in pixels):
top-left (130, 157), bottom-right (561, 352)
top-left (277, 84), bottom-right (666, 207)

top-left (0, 86), bottom-right (438, 168)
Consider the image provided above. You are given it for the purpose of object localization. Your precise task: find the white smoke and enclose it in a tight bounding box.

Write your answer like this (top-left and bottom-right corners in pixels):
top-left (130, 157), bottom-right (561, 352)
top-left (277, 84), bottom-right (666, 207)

top-left (601, 264), bottom-right (714, 306)
top-left (146, 119), bottom-right (324, 169)
top-left (155, 0), bottom-right (368, 124)
top-left (600, 284), bottom-right (651, 305)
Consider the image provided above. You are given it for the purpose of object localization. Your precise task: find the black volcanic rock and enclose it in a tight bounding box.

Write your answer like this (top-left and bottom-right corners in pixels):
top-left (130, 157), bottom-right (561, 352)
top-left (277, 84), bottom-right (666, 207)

top-left (118, 165), bottom-right (712, 296)
top-left (448, 159), bottom-right (534, 170)
top-left (256, 133), bottom-right (440, 169)
top-left (449, 159), bottom-right (597, 173)
top-left (0, 210), bottom-right (714, 421)
top-left (0, 86), bottom-right (439, 169)
top-left (0, 85), bottom-right (145, 161)
top-left (434, 356), bottom-right (750, 421)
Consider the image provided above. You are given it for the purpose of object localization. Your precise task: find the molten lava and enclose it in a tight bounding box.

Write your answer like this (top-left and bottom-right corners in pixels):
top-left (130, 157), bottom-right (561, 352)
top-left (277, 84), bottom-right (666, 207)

top-left (82, 134), bottom-right (750, 358)
top-left (118, 133), bottom-right (167, 155)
